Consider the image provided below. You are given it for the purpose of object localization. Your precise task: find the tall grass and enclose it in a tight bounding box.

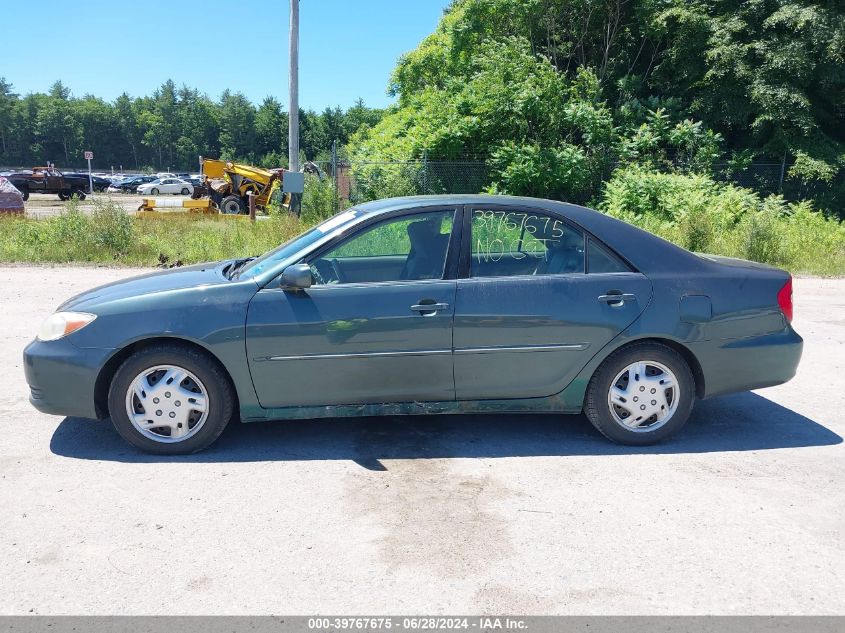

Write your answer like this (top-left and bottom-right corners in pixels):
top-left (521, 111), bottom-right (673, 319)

top-left (601, 168), bottom-right (845, 276)
top-left (1, 177), bottom-right (843, 275)
top-left (0, 198), bottom-right (307, 266)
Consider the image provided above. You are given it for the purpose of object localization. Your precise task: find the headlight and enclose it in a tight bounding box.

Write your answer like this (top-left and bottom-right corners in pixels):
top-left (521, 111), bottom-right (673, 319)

top-left (37, 312), bottom-right (97, 342)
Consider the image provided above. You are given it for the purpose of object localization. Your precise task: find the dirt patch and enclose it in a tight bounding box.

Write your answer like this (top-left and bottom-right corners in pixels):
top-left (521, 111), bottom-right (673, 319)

top-left (23, 193), bottom-right (190, 218)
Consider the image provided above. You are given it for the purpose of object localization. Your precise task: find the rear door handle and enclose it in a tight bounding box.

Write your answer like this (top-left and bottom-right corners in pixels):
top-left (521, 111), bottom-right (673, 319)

top-left (598, 293), bottom-right (636, 305)
top-left (411, 302), bottom-right (450, 314)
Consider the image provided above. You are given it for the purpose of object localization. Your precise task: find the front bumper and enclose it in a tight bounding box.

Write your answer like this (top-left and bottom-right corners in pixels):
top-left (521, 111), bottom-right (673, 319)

top-left (23, 338), bottom-right (114, 419)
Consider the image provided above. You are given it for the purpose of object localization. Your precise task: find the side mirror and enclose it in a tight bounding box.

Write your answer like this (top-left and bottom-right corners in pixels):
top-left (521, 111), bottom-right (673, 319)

top-left (280, 263), bottom-right (312, 290)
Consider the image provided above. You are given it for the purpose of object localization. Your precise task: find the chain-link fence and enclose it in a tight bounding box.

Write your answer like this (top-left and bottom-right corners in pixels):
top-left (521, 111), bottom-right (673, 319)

top-left (316, 158), bottom-right (843, 216)
top-left (713, 162), bottom-right (845, 214)
top-left (342, 160), bottom-right (489, 203)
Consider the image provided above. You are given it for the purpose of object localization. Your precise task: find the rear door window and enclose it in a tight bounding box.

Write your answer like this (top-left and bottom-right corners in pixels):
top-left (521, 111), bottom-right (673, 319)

top-left (469, 209), bottom-right (585, 278)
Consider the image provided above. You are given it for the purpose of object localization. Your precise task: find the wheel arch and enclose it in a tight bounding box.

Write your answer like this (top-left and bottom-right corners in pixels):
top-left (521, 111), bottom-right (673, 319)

top-left (94, 336), bottom-right (239, 419)
top-left (591, 336), bottom-right (705, 400)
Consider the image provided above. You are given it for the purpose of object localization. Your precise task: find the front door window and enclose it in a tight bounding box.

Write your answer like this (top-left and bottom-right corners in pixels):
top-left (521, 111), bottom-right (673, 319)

top-left (309, 210), bottom-right (454, 285)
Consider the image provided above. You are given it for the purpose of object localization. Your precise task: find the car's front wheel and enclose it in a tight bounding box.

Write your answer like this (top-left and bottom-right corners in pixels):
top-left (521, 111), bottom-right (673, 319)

top-left (583, 342), bottom-right (695, 445)
top-left (107, 344), bottom-right (235, 454)
top-left (180, 187), bottom-right (190, 195)
top-left (150, 188), bottom-right (159, 195)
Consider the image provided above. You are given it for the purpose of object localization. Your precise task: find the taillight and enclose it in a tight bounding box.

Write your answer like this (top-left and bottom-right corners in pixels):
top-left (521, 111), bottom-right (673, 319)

top-left (777, 276), bottom-right (793, 322)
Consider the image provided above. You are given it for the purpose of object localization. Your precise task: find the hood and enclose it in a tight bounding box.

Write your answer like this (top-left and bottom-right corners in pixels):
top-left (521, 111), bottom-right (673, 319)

top-left (58, 261), bottom-right (234, 311)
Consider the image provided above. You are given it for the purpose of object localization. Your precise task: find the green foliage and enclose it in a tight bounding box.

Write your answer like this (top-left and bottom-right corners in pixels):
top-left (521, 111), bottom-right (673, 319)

top-left (49, 202), bottom-right (90, 247)
top-left (0, 175), bottom-right (842, 274)
top-left (350, 162), bottom-right (426, 203)
top-left (740, 205), bottom-right (785, 266)
top-left (354, 0), bottom-right (845, 214)
top-left (487, 142), bottom-right (589, 200)
top-left (601, 167), bottom-right (845, 274)
top-left (90, 200), bottom-right (134, 255)
top-left (788, 151), bottom-right (838, 184)
top-left (0, 208), bottom-right (308, 266)
top-left (300, 174), bottom-right (337, 224)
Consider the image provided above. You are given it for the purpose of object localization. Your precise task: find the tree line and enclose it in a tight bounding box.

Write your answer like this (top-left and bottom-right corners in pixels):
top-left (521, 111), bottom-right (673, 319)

top-left (0, 78), bottom-right (383, 171)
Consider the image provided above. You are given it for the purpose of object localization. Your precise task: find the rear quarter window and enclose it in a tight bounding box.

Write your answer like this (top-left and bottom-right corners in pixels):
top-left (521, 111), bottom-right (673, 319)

top-left (587, 239), bottom-right (631, 273)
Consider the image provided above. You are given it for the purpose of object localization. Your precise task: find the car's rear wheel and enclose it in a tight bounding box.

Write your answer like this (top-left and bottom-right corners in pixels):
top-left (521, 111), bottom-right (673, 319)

top-left (20, 188), bottom-right (29, 201)
top-left (71, 189), bottom-right (86, 200)
top-left (583, 342), bottom-right (695, 445)
top-left (58, 191), bottom-right (70, 201)
top-left (107, 344), bottom-right (235, 454)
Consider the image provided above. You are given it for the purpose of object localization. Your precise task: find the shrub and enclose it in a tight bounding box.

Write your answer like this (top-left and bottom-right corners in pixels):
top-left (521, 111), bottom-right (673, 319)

top-left (600, 166), bottom-right (845, 274)
top-left (50, 204), bottom-right (91, 252)
top-left (300, 174), bottom-right (337, 224)
top-left (778, 202), bottom-right (845, 275)
top-left (737, 197), bottom-right (786, 265)
top-left (350, 162), bottom-right (423, 203)
top-left (90, 200), bottom-right (134, 257)
top-left (487, 142), bottom-right (591, 202)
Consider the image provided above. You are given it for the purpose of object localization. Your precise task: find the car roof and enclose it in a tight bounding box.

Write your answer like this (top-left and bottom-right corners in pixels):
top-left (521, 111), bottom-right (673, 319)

top-left (354, 195), bottom-right (707, 273)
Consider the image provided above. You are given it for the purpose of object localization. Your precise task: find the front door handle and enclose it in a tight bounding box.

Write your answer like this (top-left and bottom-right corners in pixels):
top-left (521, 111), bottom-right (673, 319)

top-left (411, 301), bottom-right (450, 315)
top-left (598, 292), bottom-right (636, 306)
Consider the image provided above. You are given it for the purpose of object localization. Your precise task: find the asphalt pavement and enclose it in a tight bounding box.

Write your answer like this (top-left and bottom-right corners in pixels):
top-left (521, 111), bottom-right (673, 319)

top-left (1, 266), bottom-right (842, 614)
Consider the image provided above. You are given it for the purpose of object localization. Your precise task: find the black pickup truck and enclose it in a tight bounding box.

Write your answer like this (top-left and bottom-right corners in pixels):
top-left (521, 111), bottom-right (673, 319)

top-left (7, 167), bottom-right (91, 201)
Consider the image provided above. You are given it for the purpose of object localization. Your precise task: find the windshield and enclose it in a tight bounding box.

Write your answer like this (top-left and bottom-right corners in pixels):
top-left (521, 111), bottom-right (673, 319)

top-left (238, 209), bottom-right (364, 279)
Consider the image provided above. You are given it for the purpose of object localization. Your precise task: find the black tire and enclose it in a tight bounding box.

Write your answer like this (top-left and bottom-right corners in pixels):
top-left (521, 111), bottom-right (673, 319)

top-left (58, 191), bottom-right (70, 201)
top-left (583, 342), bottom-right (695, 445)
top-left (150, 187), bottom-right (159, 195)
top-left (70, 190), bottom-right (86, 200)
top-left (180, 187), bottom-right (190, 195)
top-left (220, 195), bottom-right (246, 215)
top-left (107, 343), bottom-right (235, 455)
top-left (20, 189), bottom-right (29, 201)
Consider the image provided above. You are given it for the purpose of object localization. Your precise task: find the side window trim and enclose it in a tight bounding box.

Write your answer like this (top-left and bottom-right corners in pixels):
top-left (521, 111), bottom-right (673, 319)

top-left (458, 204), bottom-right (473, 279)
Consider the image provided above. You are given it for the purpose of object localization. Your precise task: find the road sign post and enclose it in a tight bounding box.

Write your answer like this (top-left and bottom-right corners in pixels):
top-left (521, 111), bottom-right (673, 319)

top-left (84, 151), bottom-right (94, 196)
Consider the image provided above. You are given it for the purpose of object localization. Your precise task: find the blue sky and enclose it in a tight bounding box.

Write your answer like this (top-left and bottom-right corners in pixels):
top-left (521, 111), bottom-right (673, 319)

top-left (3, 0), bottom-right (449, 110)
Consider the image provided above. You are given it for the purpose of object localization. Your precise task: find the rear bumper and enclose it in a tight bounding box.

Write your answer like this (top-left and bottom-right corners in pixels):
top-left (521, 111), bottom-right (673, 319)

top-left (23, 338), bottom-right (112, 419)
top-left (689, 326), bottom-right (803, 398)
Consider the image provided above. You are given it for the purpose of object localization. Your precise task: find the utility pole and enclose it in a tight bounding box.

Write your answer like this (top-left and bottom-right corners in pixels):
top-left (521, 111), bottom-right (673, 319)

top-left (331, 139), bottom-right (338, 212)
top-left (288, 0), bottom-right (300, 173)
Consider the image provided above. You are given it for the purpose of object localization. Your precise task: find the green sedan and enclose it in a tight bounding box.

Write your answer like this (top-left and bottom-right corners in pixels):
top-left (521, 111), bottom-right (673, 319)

top-left (24, 195), bottom-right (802, 454)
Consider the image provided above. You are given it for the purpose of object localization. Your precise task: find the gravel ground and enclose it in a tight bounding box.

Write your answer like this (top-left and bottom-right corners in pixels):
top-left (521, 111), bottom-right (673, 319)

top-left (0, 266), bottom-right (843, 615)
top-left (23, 193), bottom-right (188, 217)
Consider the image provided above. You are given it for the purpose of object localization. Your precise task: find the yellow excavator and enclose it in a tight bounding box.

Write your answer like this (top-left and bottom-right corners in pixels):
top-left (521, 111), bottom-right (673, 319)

top-left (202, 159), bottom-right (290, 214)
top-left (137, 158), bottom-right (301, 215)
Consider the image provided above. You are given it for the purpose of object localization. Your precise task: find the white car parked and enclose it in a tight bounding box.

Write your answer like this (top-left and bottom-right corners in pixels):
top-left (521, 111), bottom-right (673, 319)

top-left (137, 178), bottom-right (194, 196)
